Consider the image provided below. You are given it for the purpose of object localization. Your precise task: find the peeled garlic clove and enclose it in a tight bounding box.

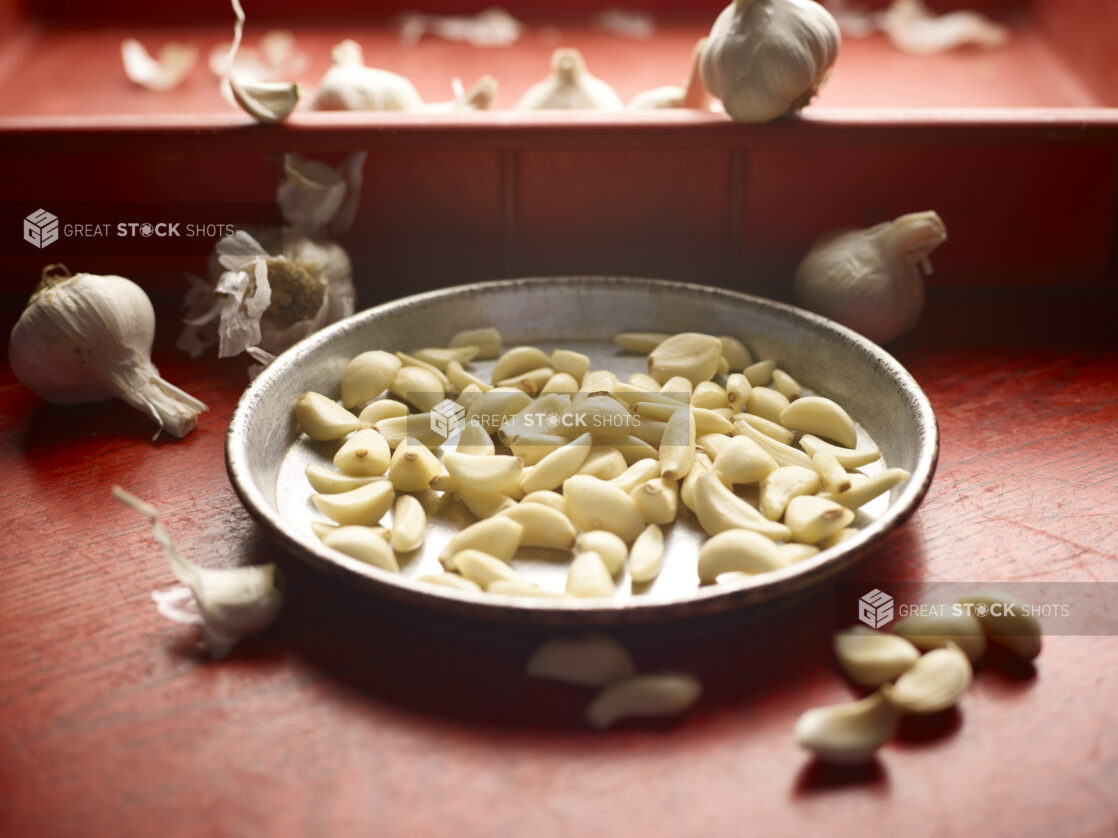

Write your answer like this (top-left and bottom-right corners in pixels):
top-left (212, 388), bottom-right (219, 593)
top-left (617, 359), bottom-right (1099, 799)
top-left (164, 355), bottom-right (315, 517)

top-left (892, 612), bottom-right (987, 663)
top-left (498, 366), bottom-right (555, 395)
top-left (466, 388), bottom-right (534, 432)
top-left (613, 332), bottom-right (669, 353)
top-left (455, 549), bottom-right (522, 588)
top-left (794, 211), bottom-right (947, 344)
top-left (374, 413), bottom-right (446, 449)
top-left (630, 478), bottom-right (679, 526)
top-left (627, 372), bottom-right (662, 391)
top-left (737, 414), bottom-right (795, 445)
top-left (771, 369), bottom-right (802, 401)
top-left (526, 634), bottom-right (637, 686)
top-left (419, 572), bottom-right (482, 593)
top-left (566, 551), bottom-right (615, 598)
top-left (389, 494), bottom-right (427, 553)
top-left (499, 502), bottom-right (577, 551)
top-left (295, 391), bottom-right (361, 440)
top-left (628, 524), bottom-right (665, 583)
top-left (439, 516), bottom-right (523, 568)
top-left (784, 495), bottom-right (855, 544)
top-left (628, 37), bottom-right (710, 110)
top-left (691, 381), bottom-right (729, 410)
top-left (833, 625), bottom-right (921, 688)
top-left (521, 490), bottom-right (568, 515)
top-left (457, 488), bottom-right (517, 520)
top-left (456, 421), bottom-right (496, 456)
top-left (333, 428), bottom-right (392, 477)
top-left (586, 673), bottom-right (702, 730)
top-left (780, 396), bottom-right (858, 449)
top-left (713, 435), bottom-right (778, 485)
top-left (777, 542), bottom-right (819, 564)
top-left (718, 335), bottom-right (751, 369)
top-left (725, 373), bottom-right (752, 409)
top-left (832, 468), bottom-right (910, 510)
top-left (549, 348), bottom-right (591, 381)
top-left (582, 369), bottom-right (619, 392)
top-left (691, 406), bottom-right (734, 436)
top-left (743, 359), bottom-right (776, 387)
top-left (578, 447), bottom-right (628, 481)
top-left (647, 332), bottom-right (722, 386)
top-left (759, 465), bottom-right (820, 520)
top-left (312, 480), bottom-right (395, 526)
top-left (733, 417), bottom-right (814, 469)
top-left (697, 529), bottom-right (785, 583)
top-left (955, 593), bottom-right (1042, 660)
top-left (540, 372), bottom-right (579, 396)
top-left (442, 451), bottom-right (523, 495)
top-left (490, 346), bottom-right (551, 384)
top-left (680, 451), bottom-right (715, 513)
top-left (794, 691), bottom-right (898, 764)
top-left (576, 530), bottom-right (629, 576)
top-left (516, 48), bottom-right (623, 110)
top-left (883, 643), bottom-right (972, 715)
top-left (745, 386), bottom-right (790, 424)
top-left (389, 436), bottom-right (443, 492)
top-left (341, 350), bottom-right (401, 408)
top-left (388, 365), bottom-right (445, 412)
top-left (812, 450), bottom-right (853, 495)
top-left (610, 458), bottom-right (663, 495)
top-left (358, 398), bottom-right (409, 426)
top-left (321, 525), bottom-right (399, 572)
top-left (230, 76), bottom-right (300, 123)
top-left (563, 475), bottom-right (646, 543)
top-left (305, 464), bottom-right (384, 494)
top-left (449, 326), bottom-right (501, 359)
top-left (799, 434), bottom-right (881, 468)
top-left (659, 406), bottom-right (696, 481)
top-left (700, 0), bottom-right (840, 123)
top-left (413, 345), bottom-right (479, 371)
top-left (445, 361), bottom-right (492, 395)
top-left (693, 473), bottom-right (791, 540)
top-left (309, 520), bottom-right (340, 541)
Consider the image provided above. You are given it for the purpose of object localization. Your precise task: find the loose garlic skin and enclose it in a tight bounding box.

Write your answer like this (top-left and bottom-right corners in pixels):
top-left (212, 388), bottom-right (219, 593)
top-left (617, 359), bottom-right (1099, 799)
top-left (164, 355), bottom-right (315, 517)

top-left (516, 48), bottom-right (623, 111)
top-left (700, 0), bottom-right (841, 124)
top-left (795, 211), bottom-right (948, 344)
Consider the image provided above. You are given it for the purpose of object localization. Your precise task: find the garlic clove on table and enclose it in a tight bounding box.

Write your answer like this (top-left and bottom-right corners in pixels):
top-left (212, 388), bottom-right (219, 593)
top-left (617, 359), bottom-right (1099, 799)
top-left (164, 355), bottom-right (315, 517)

top-left (9, 265), bottom-right (207, 439)
top-left (794, 211), bottom-right (947, 343)
top-left (628, 38), bottom-right (711, 110)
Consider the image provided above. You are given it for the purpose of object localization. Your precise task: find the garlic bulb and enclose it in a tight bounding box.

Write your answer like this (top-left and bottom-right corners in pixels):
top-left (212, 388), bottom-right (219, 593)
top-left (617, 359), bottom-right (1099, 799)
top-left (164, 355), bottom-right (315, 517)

top-left (700, 0), bottom-right (841, 123)
top-left (515, 48), bottom-right (623, 111)
top-left (312, 40), bottom-right (424, 111)
top-left (794, 211), bottom-right (947, 343)
top-left (114, 487), bottom-right (283, 659)
top-left (9, 265), bottom-right (207, 439)
top-left (629, 38), bottom-right (710, 110)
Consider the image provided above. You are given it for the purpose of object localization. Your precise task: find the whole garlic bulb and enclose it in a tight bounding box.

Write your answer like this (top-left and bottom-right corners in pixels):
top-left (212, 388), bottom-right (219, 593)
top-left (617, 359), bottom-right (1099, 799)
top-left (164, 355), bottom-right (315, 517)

top-left (700, 0), bottom-right (841, 123)
top-left (515, 48), bottom-right (623, 111)
top-left (311, 40), bottom-right (423, 111)
top-left (794, 211), bottom-right (947, 343)
top-left (9, 265), bottom-right (207, 438)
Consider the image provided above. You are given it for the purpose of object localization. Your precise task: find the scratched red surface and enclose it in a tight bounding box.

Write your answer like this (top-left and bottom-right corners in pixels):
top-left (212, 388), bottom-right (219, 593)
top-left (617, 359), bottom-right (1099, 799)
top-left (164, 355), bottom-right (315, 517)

top-left (0, 282), bottom-right (1116, 837)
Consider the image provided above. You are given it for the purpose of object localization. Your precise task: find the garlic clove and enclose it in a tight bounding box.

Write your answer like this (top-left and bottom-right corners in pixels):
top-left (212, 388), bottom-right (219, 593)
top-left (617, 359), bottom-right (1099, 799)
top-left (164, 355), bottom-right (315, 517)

top-left (230, 76), bottom-right (300, 123)
top-left (455, 549), bottom-right (523, 589)
top-left (490, 346), bottom-right (552, 384)
top-left (833, 625), bottom-right (922, 688)
top-left (563, 475), bottom-right (646, 543)
top-left (736, 413), bottom-right (795, 445)
top-left (745, 386), bottom-right (791, 425)
top-left (498, 503), bottom-right (577, 551)
top-left (697, 528), bottom-right (785, 583)
top-left (304, 464), bottom-right (385, 494)
top-left (831, 467), bottom-right (910, 510)
top-left (448, 326), bottom-right (502, 359)
top-left (799, 434), bottom-right (881, 468)
top-left (882, 643), bottom-right (972, 714)
top-left (628, 524), bottom-right (665, 583)
top-left (780, 396), bottom-right (858, 449)
top-left (713, 435), bottom-right (778, 486)
top-left (549, 349), bottom-right (591, 381)
top-left (442, 452), bottom-right (523, 496)
top-left (321, 525), bottom-right (399, 572)
top-left (733, 416), bottom-right (814, 469)
top-left (389, 494), bottom-right (427, 553)
top-left (892, 612), bottom-right (987, 663)
top-left (526, 634), bottom-right (637, 686)
top-left (630, 478), bottom-right (679, 526)
top-left (794, 691), bottom-right (898, 764)
top-left (341, 350), bottom-right (402, 408)
top-left (648, 332), bottom-right (723, 386)
top-left (609, 458), bottom-right (663, 495)
top-left (439, 517), bottom-right (523, 568)
top-left (388, 435), bottom-right (443, 492)
top-left (520, 490), bottom-right (568, 515)
top-left (955, 593), bottom-right (1042, 660)
top-left (759, 465), bottom-right (820, 521)
top-left (628, 37), bottom-right (711, 110)
top-left (566, 551), bottom-right (616, 598)
top-left (659, 406), bottom-right (696, 481)
top-left (312, 480), bottom-right (395, 526)
top-left (295, 391), bottom-right (361, 440)
top-left (457, 488), bottom-right (517, 520)
top-left (388, 365), bottom-right (445, 412)
top-left (114, 486), bottom-right (282, 659)
top-left (333, 428), bottom-right (392, 477)
top-left (413, 345), bottom-right (480, 371)
top-left (456, 421), bottom-right (496, 457)
top-left (585, 673), bottom-right (703, 730)
top-left (693, 473), bottom-right (792, 540)
top-left (784, 495), bottom-right (855, 544)
top-left (613, 332), bottom-right (669, 353)
top-left (576, 530), bottom-right (629, 576)
top-left (121, 38), bottom-right (198, 91)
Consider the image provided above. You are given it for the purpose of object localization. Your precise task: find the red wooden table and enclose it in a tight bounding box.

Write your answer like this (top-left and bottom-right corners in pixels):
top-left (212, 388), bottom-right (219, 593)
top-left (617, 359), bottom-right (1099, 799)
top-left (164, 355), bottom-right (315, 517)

top-left (1, 282), bottom-right (1115, 837)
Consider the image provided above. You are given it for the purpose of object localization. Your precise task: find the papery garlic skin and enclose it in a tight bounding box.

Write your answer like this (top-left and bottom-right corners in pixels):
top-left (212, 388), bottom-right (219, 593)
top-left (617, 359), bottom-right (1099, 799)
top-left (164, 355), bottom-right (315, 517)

top-left (700, 0), bottom-right (841, 123)
top-left (794, 211), bottom-right (947, 343)
top-left (10, 267), bottom-right (207, 439)
top-left (312, 40), bottom-right (424, 112)
top-left (121, 38), bottom-right (198, 91)
top-left (515, 48), bottom-right (623, 111)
